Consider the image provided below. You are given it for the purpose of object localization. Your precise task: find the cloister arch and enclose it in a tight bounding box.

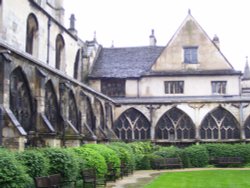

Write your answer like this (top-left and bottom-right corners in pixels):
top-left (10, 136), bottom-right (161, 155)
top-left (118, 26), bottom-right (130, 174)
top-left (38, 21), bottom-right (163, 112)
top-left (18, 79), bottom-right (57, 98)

top-left (155, 107), bottom-right (195, 140)
top-left (113, 108), bottom-right (150, 140)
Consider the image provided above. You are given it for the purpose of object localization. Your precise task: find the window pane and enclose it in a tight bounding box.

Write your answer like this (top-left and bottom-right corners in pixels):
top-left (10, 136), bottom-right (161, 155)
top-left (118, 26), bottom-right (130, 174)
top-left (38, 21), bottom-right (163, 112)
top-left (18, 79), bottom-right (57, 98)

top-left (164, 81), bottom-right (184, 94)
top-left (211, 81), bottom-right (227, 94)
top-left (184, 47), bottom-right (198, 64)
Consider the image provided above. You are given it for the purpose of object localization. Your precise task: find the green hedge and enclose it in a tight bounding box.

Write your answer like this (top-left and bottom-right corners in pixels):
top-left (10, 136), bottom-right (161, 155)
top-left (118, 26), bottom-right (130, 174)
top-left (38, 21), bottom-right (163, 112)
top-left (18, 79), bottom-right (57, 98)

top-left (16, 149), bottom-right (49, 178)
top-left (72, 147), bottom-right (107, 177)
top-left (0, 149), bottom-right (31, 188)
top-left (40, 148), bottom-right (79, 182)
top-left (184, 145), bottom-right (209, 167)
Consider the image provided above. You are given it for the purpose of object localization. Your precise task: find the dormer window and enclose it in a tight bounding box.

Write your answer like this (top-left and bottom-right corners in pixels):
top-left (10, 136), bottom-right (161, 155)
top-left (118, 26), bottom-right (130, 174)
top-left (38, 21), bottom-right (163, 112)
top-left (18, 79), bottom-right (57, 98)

top-left (183, 46), bottom-right (198, 64)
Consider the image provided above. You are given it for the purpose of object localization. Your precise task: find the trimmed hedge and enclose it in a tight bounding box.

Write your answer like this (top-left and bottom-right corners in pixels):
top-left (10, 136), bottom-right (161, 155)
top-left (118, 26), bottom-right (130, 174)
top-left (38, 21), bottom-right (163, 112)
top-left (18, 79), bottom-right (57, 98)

top-left (184, 145), bottom-right (209, 168)
top-left (72, 147), bottom-right (107, 177)
top-left (40, 148), bottom-right (79, 182)
top-left (16, 149), bottom-right (49, 178)
top-left (0, 149), bottom-right (31, 188)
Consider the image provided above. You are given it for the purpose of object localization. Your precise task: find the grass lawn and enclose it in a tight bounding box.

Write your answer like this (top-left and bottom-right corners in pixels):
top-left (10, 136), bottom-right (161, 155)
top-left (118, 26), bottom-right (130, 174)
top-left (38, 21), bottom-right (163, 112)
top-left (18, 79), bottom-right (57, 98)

top-left (144, 170), bottom-right (250, 188)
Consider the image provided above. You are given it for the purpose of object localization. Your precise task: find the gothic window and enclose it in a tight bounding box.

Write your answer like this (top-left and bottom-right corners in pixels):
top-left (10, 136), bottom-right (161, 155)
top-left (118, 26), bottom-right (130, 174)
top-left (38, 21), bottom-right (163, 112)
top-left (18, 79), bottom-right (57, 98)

top-left (55, 34), bottom-right (65, 70)
top-left (244, 115), bottom-right (250, 139)
top-left (45, 81), bottom-right (59, 131)
top-left (86, 97), bottom-right (95, 132)
top-left (114, 108), bottom-right (150, 140)
top-left (164, 81), bottom-right (184, 94)
top-left (95, 100), bottom-right (105, 130)
top-left (201, 107), bottom-right (240, 140)
top-left (211, 81), bottom-right (227, 94)
top-left (10, 68), bottom-right (33, 132)
top-left (200, 115), bottom-right (218, 139)
top-left (68, 91), bottom-right (78, 130)
top-left (26, 13), bottom-right (39, 55)
top-left (155, 107), bottom-right (195, 140)
top-left (183, 46), bottom-right (198, 64)
top-left (101, 79), bottom-right (125, 97)
top-left (74, 49), bottom-right (80, 79)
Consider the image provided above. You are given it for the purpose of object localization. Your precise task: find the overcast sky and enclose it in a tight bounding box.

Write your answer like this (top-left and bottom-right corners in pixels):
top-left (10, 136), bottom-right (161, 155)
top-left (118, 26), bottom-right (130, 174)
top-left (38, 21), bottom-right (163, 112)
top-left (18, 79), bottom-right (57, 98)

top-left (64, 0), bottom-right (250, 72)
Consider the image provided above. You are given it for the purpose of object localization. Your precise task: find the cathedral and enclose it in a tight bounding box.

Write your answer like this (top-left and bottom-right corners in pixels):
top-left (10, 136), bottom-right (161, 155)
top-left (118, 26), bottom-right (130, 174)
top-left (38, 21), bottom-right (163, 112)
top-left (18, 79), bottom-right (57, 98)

top-left (1, 0), bottom-right (250, 150)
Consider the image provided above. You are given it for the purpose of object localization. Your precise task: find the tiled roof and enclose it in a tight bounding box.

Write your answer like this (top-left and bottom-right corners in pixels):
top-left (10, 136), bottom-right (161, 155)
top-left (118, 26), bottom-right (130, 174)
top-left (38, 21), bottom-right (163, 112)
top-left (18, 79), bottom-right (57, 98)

top-left (89, 46), bottom-right (164, 78)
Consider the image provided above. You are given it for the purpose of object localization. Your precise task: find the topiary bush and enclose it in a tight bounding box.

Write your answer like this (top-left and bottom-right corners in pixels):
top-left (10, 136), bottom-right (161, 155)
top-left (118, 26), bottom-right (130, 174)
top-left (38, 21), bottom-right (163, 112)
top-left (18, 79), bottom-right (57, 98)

top-left (15, 149), bottom-right (49, 178)
top-left (0, 149), bottom-right (32, 188)
top-left (184, 145), bottom-right (209, 167)
top-left (40, 148), bottom-right (79, 182)
top-left (72, 147), bottom-right (107, 177)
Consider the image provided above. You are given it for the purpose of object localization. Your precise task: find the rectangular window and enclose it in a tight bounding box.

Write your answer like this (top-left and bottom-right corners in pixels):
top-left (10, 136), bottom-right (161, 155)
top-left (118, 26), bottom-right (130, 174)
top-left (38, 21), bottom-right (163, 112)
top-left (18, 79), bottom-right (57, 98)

top-left (211, 81), bottom-right (227, 94)
top-left (184, 46), bottom-right (198, 64)
top-left (164, 81), bottom-right (184, 94)
top-left (101, 79), bottom-right (125, 97)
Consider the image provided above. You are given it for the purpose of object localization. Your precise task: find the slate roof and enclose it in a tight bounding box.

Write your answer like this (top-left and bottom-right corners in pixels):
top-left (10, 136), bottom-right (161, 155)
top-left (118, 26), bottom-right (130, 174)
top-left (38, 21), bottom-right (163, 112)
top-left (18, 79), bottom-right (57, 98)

top-left (89, 46), bottom-right (164, 78)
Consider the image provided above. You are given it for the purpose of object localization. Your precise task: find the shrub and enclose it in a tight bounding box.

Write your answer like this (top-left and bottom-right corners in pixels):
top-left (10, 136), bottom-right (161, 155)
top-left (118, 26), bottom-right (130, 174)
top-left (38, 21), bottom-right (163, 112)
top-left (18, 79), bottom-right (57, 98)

top-left (15, 149), bottom-right (49, 178)
top-left (128, 142), bottom-right (155, 154)
top-left (0, 149), bottom-right (32, 188)
top-left (184, 145), bottom-right (209, 167)
top-left (72, 147), bottom-right (107, 177)
top-left (153, 146), bottom-right (181, 158)
top-left (40, 148), bottom-right (79, 182)
top-left (83, 144), bottom-right (120, 167)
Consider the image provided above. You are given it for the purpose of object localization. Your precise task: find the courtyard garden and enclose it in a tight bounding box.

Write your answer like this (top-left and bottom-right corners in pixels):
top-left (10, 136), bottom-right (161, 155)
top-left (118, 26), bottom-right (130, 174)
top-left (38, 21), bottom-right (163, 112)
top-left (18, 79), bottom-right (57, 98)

top-left (1, 142), bottom-right (250, 187)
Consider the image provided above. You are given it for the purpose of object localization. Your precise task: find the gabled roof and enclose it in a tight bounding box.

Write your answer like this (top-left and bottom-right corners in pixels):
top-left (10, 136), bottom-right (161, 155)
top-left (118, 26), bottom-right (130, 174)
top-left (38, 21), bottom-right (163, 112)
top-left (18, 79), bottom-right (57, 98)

top-left (151, 12), bottom-right (235, 72)
top-left (88, 46), bottom-right (164, 78)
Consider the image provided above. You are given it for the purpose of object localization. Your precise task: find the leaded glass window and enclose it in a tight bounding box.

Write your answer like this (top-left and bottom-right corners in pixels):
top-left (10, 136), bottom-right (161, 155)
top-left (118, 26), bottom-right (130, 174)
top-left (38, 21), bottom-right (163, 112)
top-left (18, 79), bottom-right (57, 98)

top-left (244, 116), bottom-right (250, 139)
top-left (164, 81), bottom-right (184, 94)
top-left (10, 68), bottom-right (33, 132)
top-left (200, 115), bottom-right (218, 139)
top-left (114, 108), bottom-right (150, 140)
top-left (155, 107), bottom-right (195, 140)
top-left (45, 81), bottom-right (59, 131)
top-left (101, 79), bottom-right (125, 97)
top-left (211, 81), bottom-right (227, 94)
top-left (184, 46), bottom-right (198, 64)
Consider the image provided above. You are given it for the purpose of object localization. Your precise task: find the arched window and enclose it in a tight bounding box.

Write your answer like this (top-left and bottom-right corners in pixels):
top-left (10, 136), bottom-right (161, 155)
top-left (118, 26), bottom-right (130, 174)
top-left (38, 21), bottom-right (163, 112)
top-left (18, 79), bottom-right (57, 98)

top-left (55, 34), bottom-right (65, 70)
top-left (45, 80), bottom-right (59, 131)
top-left (114, 108), bottom-right (150, 140)
top-left (68, 90), bottom-right (78, 130)
top-left (10, 67), bottom-right (33, 132)
top-left (200, 115), bottom-right (218, 139)
top-left (74, 49), bottom-right (80, 79)
top-left (201, 107), bottom-right (240, 140)
top-left (155, 107), bottom-right (195, 140)
top-left (26, 13), bottom-right (39, 55)
top-left (244, 115), bottom-right (250, 139)
top-left (86, 97), bottom-right (95, 132)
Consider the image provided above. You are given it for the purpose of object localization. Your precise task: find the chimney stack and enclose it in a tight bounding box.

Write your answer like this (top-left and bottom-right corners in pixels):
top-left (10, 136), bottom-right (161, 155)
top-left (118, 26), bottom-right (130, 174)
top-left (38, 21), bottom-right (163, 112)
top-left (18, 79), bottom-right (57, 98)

top-left (68, 14), bottom-right (78, 36)
top-left (149, 29), bottom-right (157, 46)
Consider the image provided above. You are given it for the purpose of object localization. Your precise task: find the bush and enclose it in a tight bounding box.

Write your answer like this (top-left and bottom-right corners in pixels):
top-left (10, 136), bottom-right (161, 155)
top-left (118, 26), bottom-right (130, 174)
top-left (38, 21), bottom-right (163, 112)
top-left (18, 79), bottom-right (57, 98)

top-left (0, 149), bottom-right (32, 188)
top-left (84, 144), bottom-right (120, 167)
top-left (40, 148), bottom-right (79, 182)
top-left (184, 145), bottom-right (209, 167)
top-left (16, 149), bottom-right (49, 178)
top-left (128, 142), bottom-right (155, 154)
top-left (153, 146), bottom-right (181, 158)
top-left (72, 147), bottom-right (107, 177)
top-left (108, 142), bottom-right (135, 167)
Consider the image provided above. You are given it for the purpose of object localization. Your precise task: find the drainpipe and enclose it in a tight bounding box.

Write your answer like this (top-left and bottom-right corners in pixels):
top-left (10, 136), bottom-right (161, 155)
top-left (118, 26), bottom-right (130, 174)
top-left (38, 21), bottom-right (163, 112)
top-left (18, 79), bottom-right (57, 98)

top-left (47, 17), bottom-right (51, 64)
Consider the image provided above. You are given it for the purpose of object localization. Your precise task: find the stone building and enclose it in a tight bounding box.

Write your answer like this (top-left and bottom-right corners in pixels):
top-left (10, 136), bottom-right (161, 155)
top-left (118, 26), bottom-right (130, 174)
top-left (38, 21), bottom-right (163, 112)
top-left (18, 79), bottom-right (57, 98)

top-left (1, 0), bottom-right (250, 150)
top-left (88, 11), bottom-right (250, 145)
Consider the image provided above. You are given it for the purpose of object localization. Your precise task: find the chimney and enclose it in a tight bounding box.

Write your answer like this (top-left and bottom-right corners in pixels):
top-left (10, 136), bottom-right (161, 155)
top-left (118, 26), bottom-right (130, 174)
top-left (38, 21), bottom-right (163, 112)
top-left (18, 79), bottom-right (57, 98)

top-left (68, 14), bottom-right (78, 36)
top-left (213, 34), bottom-right (220, 49)
top-left (149, 29), bottom-right (157, 46)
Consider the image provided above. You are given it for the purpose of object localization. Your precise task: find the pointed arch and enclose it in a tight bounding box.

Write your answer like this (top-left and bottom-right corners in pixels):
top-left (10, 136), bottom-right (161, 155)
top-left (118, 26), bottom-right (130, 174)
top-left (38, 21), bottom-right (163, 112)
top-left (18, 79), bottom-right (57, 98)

top-left (155, 107), bottom-right (195, 140)
top-left (244, 115), bottom-right (250, 139)
top-left (95, 99), bottom-right (105, 130)
top-left (200, 107), bottom-right (240, 140)
top-left (55, 34), bottom-right (65, 70)
top-left (26, 13), bottom-right (39, 55)
top-left (85, 96), bottom-right (95, 132)
top-left (114, 108), bottom-right (150, 140)
top-left (73, 49), bottom-right (80, 79)
top-left (68, 90), bottom-right (78, 130)
top-left (9, 67), bottom-right (33, 132)
top-left (45, 80), bottom-right (60, 131)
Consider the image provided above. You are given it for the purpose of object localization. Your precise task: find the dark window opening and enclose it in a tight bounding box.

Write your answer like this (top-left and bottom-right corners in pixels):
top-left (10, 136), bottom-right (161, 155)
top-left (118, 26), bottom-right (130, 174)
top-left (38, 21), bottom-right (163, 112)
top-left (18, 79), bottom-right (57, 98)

top-left (211, 81), bottom-right (227, 94)
top-left (184, 46), bottom-right (198, 64)
top-left (55, 34), bottom-right (65, 69)
top-left (101, 79), bottom-right (125, 97)
top-left (26, 14), bottom-right (38, 54)
top-left (164, 81), bottom-right (184, 94)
